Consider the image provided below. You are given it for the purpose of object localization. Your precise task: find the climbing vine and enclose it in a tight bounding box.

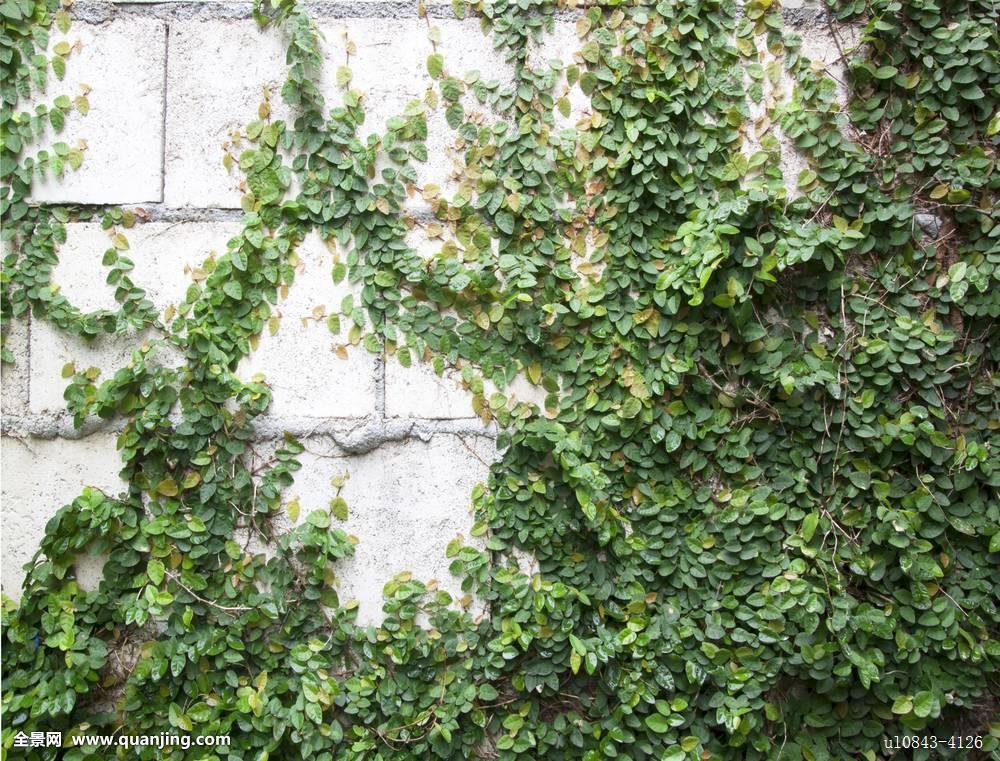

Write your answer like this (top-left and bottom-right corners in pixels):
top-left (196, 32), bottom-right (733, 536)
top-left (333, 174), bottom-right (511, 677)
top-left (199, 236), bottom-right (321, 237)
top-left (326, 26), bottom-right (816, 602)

top-left (2, 0), bottom-right (998, 758)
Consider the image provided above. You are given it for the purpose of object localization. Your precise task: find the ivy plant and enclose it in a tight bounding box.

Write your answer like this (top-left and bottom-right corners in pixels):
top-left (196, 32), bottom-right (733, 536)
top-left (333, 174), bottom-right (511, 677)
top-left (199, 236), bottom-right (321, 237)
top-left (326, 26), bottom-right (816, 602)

top-left (1, 0), bottom-right (998, 759)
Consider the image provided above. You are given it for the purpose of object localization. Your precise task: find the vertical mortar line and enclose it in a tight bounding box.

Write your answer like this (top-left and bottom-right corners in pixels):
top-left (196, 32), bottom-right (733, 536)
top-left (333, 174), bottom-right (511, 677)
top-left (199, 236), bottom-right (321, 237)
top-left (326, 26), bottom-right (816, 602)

top-left (374, 318), bottom-right (387, 423)
top-left (25, 310), bottom-right (31, 411)
top-left (159, 22), bottom-right (169, 203)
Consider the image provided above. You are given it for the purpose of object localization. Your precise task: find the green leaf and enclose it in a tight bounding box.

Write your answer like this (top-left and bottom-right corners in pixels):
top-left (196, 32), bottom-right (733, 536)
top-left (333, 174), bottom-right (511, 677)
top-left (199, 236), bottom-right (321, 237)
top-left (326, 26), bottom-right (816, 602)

top-left (445, 102), bottom-right (464, 129)
top-left (156, 478), bottom-right (179, 497)
top-left (307, 510), bottom-right (329, 528)
top-left (644, 714), bottom-right (670, 733)
top-left (912, 691), bottom-right (935, 718)
top-left (891, 695), bottom-right (913, 715)
top-left (146, 559), bottom-right (165, 585)
top-left (797, 169), bottom-right (818, 188)
top-left (427, 53), bottom-right (444, 79)
top-left (987, 110), bottom-right (1000, 137)
top-left (621, 397), bottom-right (642, 419)
top-left (801, 512), bottom-right (819, 542)
top-left (495, 211), bottom-right (515, 236)
top-left (330, 496), bottom-right (348, 521)
top-left (848, 470), bottom-right (870, 489)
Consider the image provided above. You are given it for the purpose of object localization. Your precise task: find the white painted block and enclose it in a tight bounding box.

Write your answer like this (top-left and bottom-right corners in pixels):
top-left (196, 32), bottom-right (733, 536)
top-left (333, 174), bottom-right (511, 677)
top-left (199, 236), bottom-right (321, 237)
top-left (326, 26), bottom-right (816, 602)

top-left (164, 20), bottom-right (287, 207)
top-left (113, 0), bottom-right (453, 3)
top-left (741, 24), bottom-right (854, 196)
top-left (490, 372), bottom-right (550, 412)
top-left (1, 318), bottom-right (30, 414)
top-left (385, 356), bottom-right (478, 418)
top-left (28, 322), bottom-right (176, 414)
top-left (29, 221), bottom-right (241, 414)
top-left (279, 433), bottom-right (496, 625)
top-left (798, 24), bottom-right (856, 101)
top-left (337, 18), bottom-right (513, 203)
top-left (385, 355), bottom-right (552, 419)
top-left (164, 18), bottom-right (514, 208)
top-left (238, 232), bottom-right (377, 418)
top-left (0, 433), bottom-right (125, 598)
top-left (529, 21), bottom-right (589, 131)
top-left (49, 221), bottom-right (242, 315)
top-left (30, 19), bottom-right (166, 204)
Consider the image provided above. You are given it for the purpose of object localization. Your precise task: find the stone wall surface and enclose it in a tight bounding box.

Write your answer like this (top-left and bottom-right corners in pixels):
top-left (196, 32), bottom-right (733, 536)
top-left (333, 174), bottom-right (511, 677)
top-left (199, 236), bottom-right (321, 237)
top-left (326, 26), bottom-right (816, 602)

top-left (2, 0), bottom-right (834, 621)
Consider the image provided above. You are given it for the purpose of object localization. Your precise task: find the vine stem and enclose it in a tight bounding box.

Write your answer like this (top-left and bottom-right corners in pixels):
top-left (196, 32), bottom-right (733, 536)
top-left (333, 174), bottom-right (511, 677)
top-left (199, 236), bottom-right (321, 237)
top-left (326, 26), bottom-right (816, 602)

top-left (165, 571), bottom-right (253, 613)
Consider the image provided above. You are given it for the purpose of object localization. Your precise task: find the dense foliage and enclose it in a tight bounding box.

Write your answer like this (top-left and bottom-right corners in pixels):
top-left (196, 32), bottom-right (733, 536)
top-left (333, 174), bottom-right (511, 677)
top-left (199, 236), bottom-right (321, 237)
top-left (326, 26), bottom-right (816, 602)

top-left (2, 0), bottom-right (998, 759)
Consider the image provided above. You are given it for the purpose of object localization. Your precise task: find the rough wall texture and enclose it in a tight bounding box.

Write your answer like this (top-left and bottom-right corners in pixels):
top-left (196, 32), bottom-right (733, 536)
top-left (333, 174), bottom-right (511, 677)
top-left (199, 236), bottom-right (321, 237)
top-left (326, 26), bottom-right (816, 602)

top-left (1, 0), bottom-right (834, 623)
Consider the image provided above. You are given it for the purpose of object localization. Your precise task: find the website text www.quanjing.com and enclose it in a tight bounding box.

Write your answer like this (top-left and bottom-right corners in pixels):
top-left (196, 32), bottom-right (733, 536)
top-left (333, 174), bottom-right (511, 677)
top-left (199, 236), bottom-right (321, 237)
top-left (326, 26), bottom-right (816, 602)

top-left (70, 733), bottom-right (231, 751)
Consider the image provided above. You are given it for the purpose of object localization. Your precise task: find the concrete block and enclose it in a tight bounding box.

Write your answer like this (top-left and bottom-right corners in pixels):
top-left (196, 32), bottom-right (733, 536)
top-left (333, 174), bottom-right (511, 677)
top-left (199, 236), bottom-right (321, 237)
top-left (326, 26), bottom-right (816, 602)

top-left (164, 20), bottom-right (287, 207)
top-left (385, 224), bottom-right (550, 418)
top-left (1, 318), bottom-right (30, 415)
top-left (49, 221), bottom-right (242, 316)
top-left (28, 321), bottom-right (160, 414)
top-left (30, 19), bottom-right (166, 204)
top-left (779, 0), bottom-right (825, 9)
top-left (238, 232), bottom-right (377, 418)
top-left (29, 221), bottom-right (240, 414)
top-left (385, 355), bottom-right (552, 419)
top-left (279, 433), bottom-right (496, 625)
top-left (489, 372), bottom-right (550, 412)
top-left (110, 0), bottom-right (452, 3)
top-left (741, 25), bottom-right (854, 196)
top-left (528, 21), bottom-right (589, 131)
top-left (385, 356), bottom-right (478, 419)
top-left (164, 18), bottom-right (513, 208)
top-left (798, 24), bottom-right (856, 103)
top-left (337, 18), bottom-right (512, 207)
top-left (0, 433), bottom-right (125, 598)
top-left (783, 27), bottom-right (855, 191)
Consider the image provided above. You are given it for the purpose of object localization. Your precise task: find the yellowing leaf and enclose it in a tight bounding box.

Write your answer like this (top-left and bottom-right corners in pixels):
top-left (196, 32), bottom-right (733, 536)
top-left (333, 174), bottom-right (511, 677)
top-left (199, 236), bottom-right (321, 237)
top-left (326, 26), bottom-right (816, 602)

top-left (330, 496), bottom-right (348, 521)
top-left (156, 478), bottom-right (179, 497)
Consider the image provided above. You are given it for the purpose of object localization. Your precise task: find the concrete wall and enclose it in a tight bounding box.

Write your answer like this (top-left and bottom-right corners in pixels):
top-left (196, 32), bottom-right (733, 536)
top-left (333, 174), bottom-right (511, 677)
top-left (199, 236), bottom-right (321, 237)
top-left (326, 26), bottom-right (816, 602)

top-left (1, 0), bottom-right (835, 623)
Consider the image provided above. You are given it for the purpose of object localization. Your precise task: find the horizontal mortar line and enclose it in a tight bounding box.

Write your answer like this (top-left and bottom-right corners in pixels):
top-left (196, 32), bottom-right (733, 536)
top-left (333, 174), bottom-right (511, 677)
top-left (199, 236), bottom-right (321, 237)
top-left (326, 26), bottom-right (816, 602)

top-left (29, 203), bottom-right (441, 224)
top-left (252, 416), bottom-right (498, 451)
top-left (1, 412), bottom-right (498, 445)
top-left (28, 202), bottom-right (246, 222)
top-left (70, 0), bottom-right (829, 26)
top-left (70, 1), bottom-right (519, 22)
